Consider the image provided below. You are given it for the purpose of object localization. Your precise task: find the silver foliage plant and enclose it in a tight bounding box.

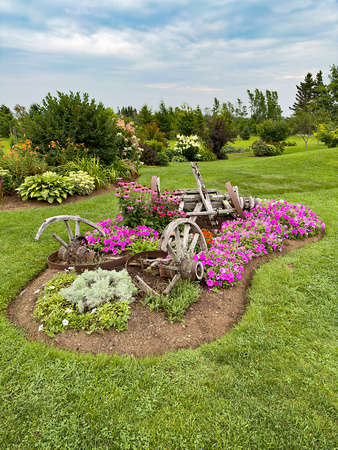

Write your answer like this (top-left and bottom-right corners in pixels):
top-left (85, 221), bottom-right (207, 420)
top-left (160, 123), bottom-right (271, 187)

top-left (59, 268), bottom-right (137, 314)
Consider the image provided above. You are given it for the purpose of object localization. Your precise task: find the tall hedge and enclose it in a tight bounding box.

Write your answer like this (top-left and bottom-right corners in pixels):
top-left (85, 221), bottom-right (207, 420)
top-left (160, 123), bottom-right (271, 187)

top-left (24, 91), bottom-right (116, 164)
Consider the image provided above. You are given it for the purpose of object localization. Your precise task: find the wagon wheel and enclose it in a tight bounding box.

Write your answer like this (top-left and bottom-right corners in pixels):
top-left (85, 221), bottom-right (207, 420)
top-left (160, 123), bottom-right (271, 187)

top-left (34, 215), bottom-right (106, 249)
top-left (158, 218), bottom-right (208, 263)
top-left (127, 219), bottom-right (207, 297)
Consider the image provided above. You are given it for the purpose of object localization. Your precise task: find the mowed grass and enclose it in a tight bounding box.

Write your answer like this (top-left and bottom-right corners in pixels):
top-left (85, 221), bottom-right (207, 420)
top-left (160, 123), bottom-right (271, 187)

top-left (0, 145), bottom-right (337, 449)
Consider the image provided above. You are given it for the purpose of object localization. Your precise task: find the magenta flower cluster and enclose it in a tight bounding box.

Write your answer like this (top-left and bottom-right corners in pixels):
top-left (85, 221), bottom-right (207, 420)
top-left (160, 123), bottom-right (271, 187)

top-left (85, 218), bottom-right (159, 255)
top-left (115, 180), bottom-right (186, 231)
top-left (194, 200), bottom-right (325, 291)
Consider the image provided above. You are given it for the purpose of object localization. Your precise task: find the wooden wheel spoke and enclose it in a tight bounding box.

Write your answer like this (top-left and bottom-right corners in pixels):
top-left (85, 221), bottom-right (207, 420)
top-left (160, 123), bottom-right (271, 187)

top-left (188, 233), bottom-right (200, 255)
top-left (182, 223), bottom-right (191, 256)
top-left (75, 219), bottom-right (81, 237)
top-left (174, 227), bottom-right (182, 258)
top-left (64, 220), bottom-right (73, 240)
top-left (166, 243), bottom-right (180, 263)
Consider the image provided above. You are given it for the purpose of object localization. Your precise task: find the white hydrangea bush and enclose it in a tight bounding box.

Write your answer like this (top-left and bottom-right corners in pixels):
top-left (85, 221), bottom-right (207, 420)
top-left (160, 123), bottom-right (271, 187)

top-left (173, 135), bottom-right (202, 161)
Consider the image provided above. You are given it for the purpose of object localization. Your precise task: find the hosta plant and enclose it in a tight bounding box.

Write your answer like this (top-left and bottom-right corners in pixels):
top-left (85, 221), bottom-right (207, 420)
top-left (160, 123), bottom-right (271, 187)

top-left (16, 171), bottom-right (75, 203)
top-left (68, 170), bottom-right (95, 195)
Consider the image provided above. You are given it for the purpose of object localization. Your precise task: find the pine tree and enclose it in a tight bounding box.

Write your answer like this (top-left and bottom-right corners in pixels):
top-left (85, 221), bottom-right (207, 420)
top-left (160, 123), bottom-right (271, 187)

top-left (290, 73), bottom-right (315, 113)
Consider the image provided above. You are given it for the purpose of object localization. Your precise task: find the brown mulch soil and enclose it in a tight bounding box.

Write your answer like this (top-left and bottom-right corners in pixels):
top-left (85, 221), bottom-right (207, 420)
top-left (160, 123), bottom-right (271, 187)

top-left (3, 188), bottom-right (324, 358)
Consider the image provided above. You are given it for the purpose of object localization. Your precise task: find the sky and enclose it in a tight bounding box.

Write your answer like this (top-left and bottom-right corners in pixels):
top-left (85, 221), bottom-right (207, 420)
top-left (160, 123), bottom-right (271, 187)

top-left (0, 0), bottom-right (337, 117)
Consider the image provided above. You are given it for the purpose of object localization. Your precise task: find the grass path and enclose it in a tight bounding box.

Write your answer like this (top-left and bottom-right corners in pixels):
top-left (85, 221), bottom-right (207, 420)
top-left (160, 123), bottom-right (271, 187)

top-left (0, 147), bottom-right (337, 449)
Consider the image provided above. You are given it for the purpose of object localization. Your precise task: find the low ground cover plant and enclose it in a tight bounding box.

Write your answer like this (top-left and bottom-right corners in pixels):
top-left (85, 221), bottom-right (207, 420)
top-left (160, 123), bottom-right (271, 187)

top-left (34, 268), bottom-right (135, 336)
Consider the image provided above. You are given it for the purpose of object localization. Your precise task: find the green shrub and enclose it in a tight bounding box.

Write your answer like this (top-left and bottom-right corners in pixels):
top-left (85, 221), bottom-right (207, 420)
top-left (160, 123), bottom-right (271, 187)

top-left (240, 125), bottom-right (251, 140)
top-left (58, 157), bottom-right (110, 189)
top-left (221, 144), bottom-right (251, 155)
top-left (0, 168), bottom-right (13, 194)
top-left (0, 139), bottom-right (47, 187)
top-left (173, 134), bottom-right (201, 161)
top-left (59, 268), bottom-right (137, 314)
top-left (172, 154), bottom-right (188, 162)
top-left (34, 270), bottom-right (131, 336)
top-left (281, 140), bottom-right (297, 146)
top-left (198, 149), bottom-right (217, 161)
top-left (157, 151), bottom-right (170, 166)
top-left (16, 171), bottom-right (75, 203)
top-left (144, 139), bottom-right (165, 153)
top-left (24, 91), bottom-right (115, 164)
top-left (314, 123), bottom-right (338, 148)
top-left (139, 143), bottom-right (158, 166)
top-left (68, 170), bottom-right (95, 195)
top-left (251, 140), bottom-right (283, 157)
top-left (257, 119), bottom-right (289, 142)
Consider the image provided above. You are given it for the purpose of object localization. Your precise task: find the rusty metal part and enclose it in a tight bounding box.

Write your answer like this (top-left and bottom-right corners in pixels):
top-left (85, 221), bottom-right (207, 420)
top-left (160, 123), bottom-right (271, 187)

top-left (57, 236), bottom-right (96, 263)
top-left (47, 251), bottom-right (130, 273)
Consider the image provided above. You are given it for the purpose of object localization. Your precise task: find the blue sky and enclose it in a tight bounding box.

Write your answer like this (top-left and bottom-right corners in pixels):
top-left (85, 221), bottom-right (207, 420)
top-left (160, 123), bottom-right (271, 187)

top-left (0, 0), bottom-right (337, 116)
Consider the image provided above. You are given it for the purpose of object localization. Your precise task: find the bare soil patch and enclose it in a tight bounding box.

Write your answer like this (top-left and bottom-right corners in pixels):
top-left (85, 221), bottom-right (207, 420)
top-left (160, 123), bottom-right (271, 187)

top-left (7, 232), bottom-right (323, 358)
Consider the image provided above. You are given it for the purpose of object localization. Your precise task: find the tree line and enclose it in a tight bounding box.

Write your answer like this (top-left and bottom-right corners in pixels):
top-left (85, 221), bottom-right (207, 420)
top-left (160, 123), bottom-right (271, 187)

top-left (0, 65), bottom-right (337, 151)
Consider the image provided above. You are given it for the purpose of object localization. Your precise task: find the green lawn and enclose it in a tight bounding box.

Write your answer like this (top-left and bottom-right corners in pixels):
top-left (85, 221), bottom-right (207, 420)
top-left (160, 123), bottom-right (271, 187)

top-left (0, 145), bottom-right (337, 449)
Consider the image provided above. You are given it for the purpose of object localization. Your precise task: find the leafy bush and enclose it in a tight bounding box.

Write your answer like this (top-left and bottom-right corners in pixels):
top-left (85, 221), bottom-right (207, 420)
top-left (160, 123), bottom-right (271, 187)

top-left (314, 123), bottom-right (338, 148)
top-left (157, 151), bottom-right (170, 166)
top-left (172, 154), bottom-right (188, 162)
top-left (16, 171), bottom-right (74, 203)
top-left (240, 125), bottom-right (251, 140)
top-left (221, 144), bottom-right (251, 155)
top-left (59, 268), bottom-right (137, 314)
top-left (251, 140), bottom-right (283, 157)
top-left (0, 139), bottom-right (47, 187)
top-left (144, 139), bottom-right (165, 153)
top-left (198, 149), bottom-right (217, 161)
top-left (203, 116), bottom-right (237, 158)
top-left (257, 119), bottom-right (289, 142)
top-left (24, 91), bottom-right (116, 164)
top-left (68, 170), bottom-right (95, 195)
top-left (58, 157), bottom-right (110, 189)
top-left (44, 140), bottom-right (90, 166)
top-left (0, 168), bottom-right (13, 194)
top-left (139, 143), bottom-right (158, 166)
top-left (281, 140), bottom-right (297, 146)
top-left (141, 279), bottom-right (200, 323)
top-left (138, 122), bottom-right (167, 145)
top-left (173, 134), bottom-right (201, 161)
top-left (34, 270), bottom-right (131, 336)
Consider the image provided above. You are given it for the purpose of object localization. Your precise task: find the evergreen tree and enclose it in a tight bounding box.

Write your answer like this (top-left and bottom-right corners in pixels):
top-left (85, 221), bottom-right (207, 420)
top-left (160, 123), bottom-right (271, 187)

top-left (290, 73), bottom-right (316, 113)
top-left (137, 104), bottom-right (154, 127)
top-left (154, 99), bottom-right (172, 138)
top-left (0, 104), bottom-right (14, 138)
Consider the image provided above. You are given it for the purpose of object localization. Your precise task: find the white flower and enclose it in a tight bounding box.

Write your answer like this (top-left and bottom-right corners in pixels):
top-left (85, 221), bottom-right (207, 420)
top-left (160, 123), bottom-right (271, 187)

top-left (62, 319), bottom-right (69, 326)
top-left (48, 286), bottom-right (55, 290)
top-left (38, 324), bottom-right (43, 332)
top-left (34, 289), bottom-right (40, 294)
top-left (65, 309), bottom-right (72, 313)
top-left (91, 308), bottom-right (97, 314)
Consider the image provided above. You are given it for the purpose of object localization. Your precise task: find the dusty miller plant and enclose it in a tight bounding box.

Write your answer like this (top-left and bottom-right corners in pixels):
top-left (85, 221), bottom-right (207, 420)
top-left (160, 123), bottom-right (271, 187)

top-left (59, 268), bottom-right (137, 313)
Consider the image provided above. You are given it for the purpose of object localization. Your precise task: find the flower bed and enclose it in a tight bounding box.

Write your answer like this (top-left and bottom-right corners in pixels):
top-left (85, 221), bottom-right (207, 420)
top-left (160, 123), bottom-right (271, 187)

top-left (87, 199), bottom-right (325, 291)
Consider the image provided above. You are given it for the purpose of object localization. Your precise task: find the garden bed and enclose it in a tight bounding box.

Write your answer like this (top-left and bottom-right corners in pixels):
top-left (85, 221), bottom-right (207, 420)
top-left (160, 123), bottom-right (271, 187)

top-left (7, 230), bottom-right (323, 358)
